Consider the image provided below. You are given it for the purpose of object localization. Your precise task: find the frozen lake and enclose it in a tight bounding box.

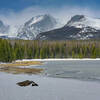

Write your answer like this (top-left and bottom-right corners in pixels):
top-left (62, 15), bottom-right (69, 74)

top-left (0, 72), bottom-right (100, 100)
top-left (36, 60), bottom-right (100, 82)
top-left (0, 60), bottom-right (100, 100)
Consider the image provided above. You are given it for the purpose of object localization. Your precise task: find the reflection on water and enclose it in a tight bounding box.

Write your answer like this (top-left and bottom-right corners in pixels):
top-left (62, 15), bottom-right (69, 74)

top-left (43, 60), bottom-right (100, 81)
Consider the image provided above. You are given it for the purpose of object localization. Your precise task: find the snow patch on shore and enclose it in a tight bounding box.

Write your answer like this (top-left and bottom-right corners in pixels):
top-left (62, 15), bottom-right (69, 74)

top-left (16, 58), bottom-right (100, 62)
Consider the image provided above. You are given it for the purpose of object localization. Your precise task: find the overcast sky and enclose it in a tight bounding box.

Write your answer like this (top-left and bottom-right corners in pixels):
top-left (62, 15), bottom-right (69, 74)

top-left (0, 0), bottom-right (100, 25)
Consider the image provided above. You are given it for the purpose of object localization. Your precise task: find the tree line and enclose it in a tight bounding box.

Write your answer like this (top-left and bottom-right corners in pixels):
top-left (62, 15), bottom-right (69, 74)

top-left (0, 39), bottom-right (100, 62)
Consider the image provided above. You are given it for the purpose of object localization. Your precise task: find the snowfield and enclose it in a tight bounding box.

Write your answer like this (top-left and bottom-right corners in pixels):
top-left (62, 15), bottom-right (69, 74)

top-left (0, 72), bottom-right (100, 100)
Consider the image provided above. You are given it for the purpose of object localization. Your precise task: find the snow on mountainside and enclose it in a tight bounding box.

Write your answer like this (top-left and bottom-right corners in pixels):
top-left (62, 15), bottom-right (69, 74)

top-left (37, 15), bottom-right (100, 40)
top-left (0, 20), bottom-right (20, 38)
top-left (8, 25), bottom-right (21, 37)
top-left (0, 20), bottom-right (9, 35)
top-left (1, 14), bottom-right (100, 40)
top-left (17, 14), bottom-right (59, 40)
top-left (65, 15), bottom-right (100, 39)
top-left (66, 15), bottom-right (100, 29)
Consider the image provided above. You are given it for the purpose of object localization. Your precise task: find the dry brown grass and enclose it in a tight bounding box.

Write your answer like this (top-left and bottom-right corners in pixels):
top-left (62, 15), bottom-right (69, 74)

top-left (0, 61), bottom-right (44, 74)
top-left (0, 61), bottom-right (42, 67)
top-left (0, 67), bottom-right (43, 74)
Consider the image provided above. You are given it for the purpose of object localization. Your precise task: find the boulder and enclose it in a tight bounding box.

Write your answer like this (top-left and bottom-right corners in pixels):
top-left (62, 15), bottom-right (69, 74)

top-left (17, 80), bottom-right (38, 87)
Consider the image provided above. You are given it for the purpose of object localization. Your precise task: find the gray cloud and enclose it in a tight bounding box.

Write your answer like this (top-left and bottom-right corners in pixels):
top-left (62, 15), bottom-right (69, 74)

top-left (0, 6), bottom-right (99, 26)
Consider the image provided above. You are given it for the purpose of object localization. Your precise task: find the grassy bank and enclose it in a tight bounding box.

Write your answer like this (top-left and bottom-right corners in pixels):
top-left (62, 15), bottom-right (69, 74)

top-left (0, 61), bottom-right (43, 74)
top-left (0, 61), bottom-right (42, 67)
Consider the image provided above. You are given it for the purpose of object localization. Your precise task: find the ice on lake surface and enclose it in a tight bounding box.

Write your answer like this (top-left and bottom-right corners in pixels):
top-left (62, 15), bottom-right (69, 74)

top-left (43, 60), bottom-right (100, 81)
top-left (0, 72), bottom-right (100, 100)
top-left (0, 60), bottom-right (100, 100)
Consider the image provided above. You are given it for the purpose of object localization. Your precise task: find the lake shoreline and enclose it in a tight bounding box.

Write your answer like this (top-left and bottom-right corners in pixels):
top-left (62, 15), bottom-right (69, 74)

top-left (0, 61), bottom-right (43, 74)
top-left (16, 58), bottom-right (100, 62)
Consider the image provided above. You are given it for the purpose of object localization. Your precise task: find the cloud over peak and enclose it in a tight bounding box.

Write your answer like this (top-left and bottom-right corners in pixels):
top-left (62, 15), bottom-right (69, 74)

top-left (0, 6), bottom-right (99, 27)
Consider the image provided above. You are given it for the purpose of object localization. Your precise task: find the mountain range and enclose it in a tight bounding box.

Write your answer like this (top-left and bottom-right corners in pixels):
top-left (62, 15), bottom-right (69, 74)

top-left (37, 15), bottom-right (100, 40)
top-left (17, 14), bottom-right (59, 40)
top-left (0, 14), bottom-right (100, 40)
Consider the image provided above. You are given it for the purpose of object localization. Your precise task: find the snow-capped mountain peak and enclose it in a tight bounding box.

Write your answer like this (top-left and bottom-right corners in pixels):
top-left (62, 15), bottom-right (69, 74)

top-left (24, 14), bottom-right (57, 27)
top-left (67, 15), bottom-right (85, 24)
top-left (25, 15), bottom-right (44, 26)
top-left (36, 15), bottom-right (100, 40)
top-left (1, 14), bottom-right (100, 40)
top-left (17, 14), bottom-right (58, 40)
top-left (66, 15), bottom-right (100, 30)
